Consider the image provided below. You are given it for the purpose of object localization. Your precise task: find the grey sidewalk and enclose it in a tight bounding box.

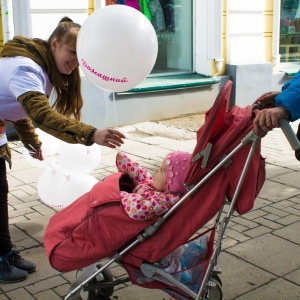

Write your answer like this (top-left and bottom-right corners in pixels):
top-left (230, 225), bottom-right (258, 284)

top-left (1, 117), bottom-right (300, 300)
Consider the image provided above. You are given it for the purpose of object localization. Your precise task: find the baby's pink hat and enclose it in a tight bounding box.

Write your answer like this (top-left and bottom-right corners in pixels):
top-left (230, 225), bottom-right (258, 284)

top-left (164, 151), bottom-right (191, 195)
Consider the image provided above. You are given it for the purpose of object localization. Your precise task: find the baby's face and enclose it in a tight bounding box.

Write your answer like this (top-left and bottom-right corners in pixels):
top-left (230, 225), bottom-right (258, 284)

top-left (153, 158), bottom-right (167, 191)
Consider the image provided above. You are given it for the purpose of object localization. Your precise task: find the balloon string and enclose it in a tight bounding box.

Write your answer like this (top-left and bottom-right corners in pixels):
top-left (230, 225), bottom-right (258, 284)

top-left (26, 144), bottom-right (70, 179)
top-left (112, 92), bottom-right (122, 153)
top-left (112, 92), bottom-right (119, 130)
top-left (27, 144), bottom-right (56, 171)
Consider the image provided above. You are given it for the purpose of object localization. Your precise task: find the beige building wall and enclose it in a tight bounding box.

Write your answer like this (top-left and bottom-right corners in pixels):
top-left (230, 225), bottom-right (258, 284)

top-left (264, 0), bottom-right (274, 63)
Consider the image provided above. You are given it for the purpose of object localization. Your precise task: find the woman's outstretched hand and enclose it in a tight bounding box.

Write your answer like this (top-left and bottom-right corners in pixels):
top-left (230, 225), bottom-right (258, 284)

top-left (91, 128), bottom-right (126, 148)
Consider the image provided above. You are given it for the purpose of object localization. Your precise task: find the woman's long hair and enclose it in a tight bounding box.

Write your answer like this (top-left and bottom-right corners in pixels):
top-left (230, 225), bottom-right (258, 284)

top-left (48, 17), bottom-right (83, 121)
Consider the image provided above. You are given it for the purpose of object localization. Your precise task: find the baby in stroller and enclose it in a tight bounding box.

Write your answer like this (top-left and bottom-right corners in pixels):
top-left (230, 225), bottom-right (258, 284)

top-left (116, 150), bottom-right (191, 220)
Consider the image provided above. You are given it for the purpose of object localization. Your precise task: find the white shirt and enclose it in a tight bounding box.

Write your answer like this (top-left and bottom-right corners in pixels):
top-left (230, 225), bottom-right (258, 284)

top-left (0, 56), bottom-right (53, 146)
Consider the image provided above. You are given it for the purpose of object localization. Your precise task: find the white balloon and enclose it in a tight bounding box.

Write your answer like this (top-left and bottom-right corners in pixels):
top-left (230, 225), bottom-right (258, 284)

top-left (60, 174), bottom-right (99, 207)
top-left (38, 168), bottom-right (68, 208)
top-left (77, 5), bottom-right (158, 92)
top-left (58, 143), bottom-right (101, 175)
top-left (35, 129), bottom-right (61, 156)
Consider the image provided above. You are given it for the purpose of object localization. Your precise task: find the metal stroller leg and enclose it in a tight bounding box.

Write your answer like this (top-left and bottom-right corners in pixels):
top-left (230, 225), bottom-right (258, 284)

top-left (197, 131), bottom-right (260, 300)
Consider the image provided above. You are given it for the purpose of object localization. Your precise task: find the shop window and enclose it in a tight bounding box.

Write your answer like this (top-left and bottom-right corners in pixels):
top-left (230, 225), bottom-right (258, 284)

top-left (280, 0), bottom-right (300, 62)
top-left (106, 0), bottom-right (193, 76)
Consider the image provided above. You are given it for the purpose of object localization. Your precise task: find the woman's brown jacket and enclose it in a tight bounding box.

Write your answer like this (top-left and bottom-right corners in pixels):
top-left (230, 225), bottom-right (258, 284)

top-left (0, 36), bottom-right (97, 167)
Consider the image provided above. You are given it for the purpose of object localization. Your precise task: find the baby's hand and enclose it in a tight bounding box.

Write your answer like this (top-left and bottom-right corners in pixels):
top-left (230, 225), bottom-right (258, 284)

top-left (116, 151), bottom-right (131, 171)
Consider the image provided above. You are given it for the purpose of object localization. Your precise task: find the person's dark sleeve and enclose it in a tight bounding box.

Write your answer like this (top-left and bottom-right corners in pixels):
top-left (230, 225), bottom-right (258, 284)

top-left (18, 91), bottom-right (97, 145)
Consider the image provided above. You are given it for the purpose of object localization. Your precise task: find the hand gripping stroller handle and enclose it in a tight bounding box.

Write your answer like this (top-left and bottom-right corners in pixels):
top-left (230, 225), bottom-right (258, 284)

top-left (279, 119), bottom-right (300, 151)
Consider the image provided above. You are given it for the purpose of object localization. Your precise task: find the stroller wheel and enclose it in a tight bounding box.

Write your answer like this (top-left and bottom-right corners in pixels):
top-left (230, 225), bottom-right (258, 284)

top-left (78, 264), bottom-right (114, 300)
top-left (207, 278), bottom-right (223, 300)
top-left (211, 273), bottom-right (222, 287)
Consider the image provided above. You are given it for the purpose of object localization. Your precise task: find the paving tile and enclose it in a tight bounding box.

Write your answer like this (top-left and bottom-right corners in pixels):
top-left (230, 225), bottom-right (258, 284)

top-left (252, 197), bottom-right (272, 209)
top-left (112, 283), bottom-right (173, 300)
top-left (34, 289), bottom-right (62, 299)
top-left (272, 199), bottom-right (299, 210)
top-left (5, 288), bottom-right (33, 300)
top-left (32, 204), bottom-right (56, 216)
top-left (284, 205), bottom-right (300, 217)
top-left (244, 225), bottom-right (273, 238)
top-left (9, 215), bottom-right (28, 224)
top-left (13, 200), bottom-right (42, 210)
top-left (221, 237), bottom-right (238, 249)
top-left (229, 217), bottom-right (259, 229)
top-left (276, 214), bottom-right (300, 225)
top-left (9, 189), bottom-right (31, 199)
top-left (265, 164), bottom-right (290, 179)
top-left (271, 171), bottom-right (300, 189)
top-left (259, 180), bottom-right (300, 202)
top-left (53, 283), bottom-right (74, 297)
top-left (6, 173), bottom-right (23, 187)
top-left (7, 195), bottom-right (24, 206)
top-left (235, 278), bottom-right (300, 299)
top-left (227, 233), bottom-right (300, 276)
top-left (9, 207), bottom-right (35, 218)
top-left (25, 212), bottom-right (44, 221)
top-left (261, 205), bottom-right (290, 217)
top-left (252, 217), bottom-right (284, 230)
top-left (241, 209), bottom-right (268, 220)
top-left (263, 213), bottom-right (282, 221)
top-left (13, 237), bottom-right (40, 250)
top-left (8, 224), bottom-right (32, 241)
top-left (25, 276), bottom-right (68, 295)
top-left (8, 168), bottom-right (43, 185)
top-left (19, 185), bottom-right (39, 196)
top-left (15, 215), bottom-right (53, 244)
top-left (284, 268), bottom-right (300, 286)
top-left (218, 252), bottom-right (275, 299)
top-left (230, 224), bottom-right (248, 232)
top-left (224, 228), bottom-right (250, 242)
top-left (273, 220), bottom-right (300, 245)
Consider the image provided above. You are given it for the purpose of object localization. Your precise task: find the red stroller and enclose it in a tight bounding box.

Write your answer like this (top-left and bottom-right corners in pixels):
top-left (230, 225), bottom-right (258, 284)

top-left (44, 80), bottom-right (300, 300)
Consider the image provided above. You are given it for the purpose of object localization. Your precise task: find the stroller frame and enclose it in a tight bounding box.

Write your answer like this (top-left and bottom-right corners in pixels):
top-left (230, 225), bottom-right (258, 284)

top-left (64, 129), bottom-right (260, 300)
top-left (63, 87), bottom-right (300, 300)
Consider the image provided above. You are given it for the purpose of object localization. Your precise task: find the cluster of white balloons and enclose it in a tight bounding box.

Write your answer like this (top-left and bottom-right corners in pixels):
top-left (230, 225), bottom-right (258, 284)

top-left (77, 4), bottom-right (158, 93)
top-left (23, 129), bottom-right (100, 208)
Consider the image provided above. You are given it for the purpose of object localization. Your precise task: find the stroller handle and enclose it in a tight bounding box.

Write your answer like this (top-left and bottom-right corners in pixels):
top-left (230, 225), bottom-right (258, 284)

top-left (279, 119), bottom-right (300, 150)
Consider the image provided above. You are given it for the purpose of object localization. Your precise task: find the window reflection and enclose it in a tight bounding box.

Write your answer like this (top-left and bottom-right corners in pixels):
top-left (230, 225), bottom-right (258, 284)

top-left (280, 0), bottom-right (300, 62)
top-left (106, 0), bottom-right (193, 75)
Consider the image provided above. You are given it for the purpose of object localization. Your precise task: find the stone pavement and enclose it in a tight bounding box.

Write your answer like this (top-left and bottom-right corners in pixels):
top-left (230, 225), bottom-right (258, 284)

top-left (0, 116), bottom-right (300, 300)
